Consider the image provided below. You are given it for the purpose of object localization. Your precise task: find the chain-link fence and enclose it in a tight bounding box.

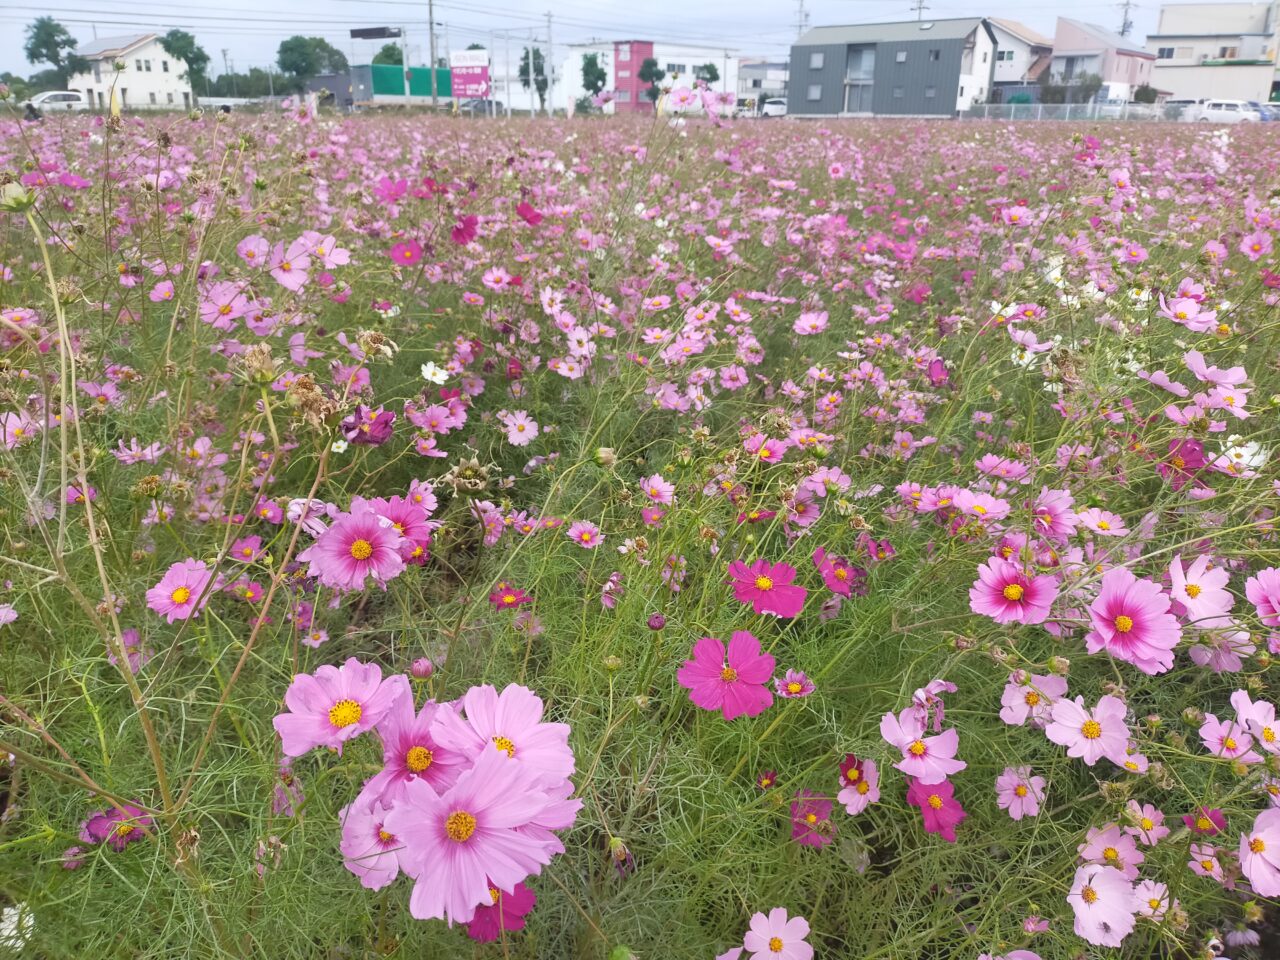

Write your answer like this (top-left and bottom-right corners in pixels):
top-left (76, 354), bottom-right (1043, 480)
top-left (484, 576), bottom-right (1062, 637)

top-left (962, 102), bottom-right (1194, 122)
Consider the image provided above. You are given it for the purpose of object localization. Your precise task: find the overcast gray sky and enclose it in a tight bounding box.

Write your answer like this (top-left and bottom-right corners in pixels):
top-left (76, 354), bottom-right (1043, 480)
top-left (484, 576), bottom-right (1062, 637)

top-left (0, 0), bottom-right (1231, 78)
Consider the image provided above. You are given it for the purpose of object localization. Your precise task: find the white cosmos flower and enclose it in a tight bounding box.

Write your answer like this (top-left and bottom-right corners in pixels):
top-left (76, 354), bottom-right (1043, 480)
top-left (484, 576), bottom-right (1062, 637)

top-left (420, 362), bottom-right (449, 384)
top-left (330, 438), bottom-right (349, 454)
top-left (0, 903), bottom-right (33, 950)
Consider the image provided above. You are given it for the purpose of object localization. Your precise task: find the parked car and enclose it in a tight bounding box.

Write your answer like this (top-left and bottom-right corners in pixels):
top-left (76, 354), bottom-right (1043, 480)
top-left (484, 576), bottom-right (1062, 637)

top-left (1165, 98), bottom-right (1205, 121)
top-left (760, 98), bottom-right (787, 118)
top-left (1197, 99), bottom-right (1262, 123)
top-left (21, 90), bottom-right (90, 112)
top-left (1247, 101), bottom-right (1279, 121)
top-left (458, 98), bottom-right (503, 116)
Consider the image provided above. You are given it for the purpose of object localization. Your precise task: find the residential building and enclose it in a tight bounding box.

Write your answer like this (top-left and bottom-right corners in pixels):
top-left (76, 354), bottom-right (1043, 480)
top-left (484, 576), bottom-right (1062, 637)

top-left (559, 41), bottom-right (741, 113)
top-left (66, 34), bottom-right (193, 111)
top-left (1048, 18), bottom-right (1156, 100)
top-left (1145, 2), bottom-right (1279, 101)
top-left (737, 58), bottom-right (789, 104)
top-left (988, 18), bottom-right (1053, 94)
top-left (787, 18), bottom-right (996, 117)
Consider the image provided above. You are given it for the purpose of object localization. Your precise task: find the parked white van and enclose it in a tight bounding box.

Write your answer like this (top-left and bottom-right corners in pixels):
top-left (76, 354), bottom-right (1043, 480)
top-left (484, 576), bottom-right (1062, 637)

top-left (1197, 100), bottom-right (1262, 123)
top-left (21, 91), bottom-right (90, 112)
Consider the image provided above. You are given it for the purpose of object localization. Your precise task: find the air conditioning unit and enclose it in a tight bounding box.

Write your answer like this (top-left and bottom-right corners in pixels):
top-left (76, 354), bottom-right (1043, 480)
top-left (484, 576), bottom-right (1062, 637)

top-left (1200, 53), bottom-right (1211, 62)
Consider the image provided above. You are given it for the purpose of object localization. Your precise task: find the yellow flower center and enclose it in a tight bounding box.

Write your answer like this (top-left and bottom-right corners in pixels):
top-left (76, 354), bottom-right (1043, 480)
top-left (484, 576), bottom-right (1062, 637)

top-left (502, 594), bottom-right (517, 605)
top-left (720, 667), bottom-right (738, 683)
top-left (406, 746), bottom-right (433, 772)
top-left (349, 539), bottom-right (374, 560)
top-left (805, 813), bottom-right (817, 824)
top-left (328, 699), bottom-right (362, 728)
top-left (1114, 615), bottom-right (1134, 633)
top-left (834, 568), bottom-right (848, 580)
top-left (754, 575), bottom-right (774, 591)
top-left (856, 781), bottom-right (869, 794)
top-left (116, 823), bottom-right (136, 838)
top-left (1265, 727), bottom-right (1276, 743)
top-left (1184, 583), bottom-right (1202, 598)
top-left (1141, 817), bottom-right (1154, 830)
top-left (927, 794), bottom-right (943, 810)
top-left (1224, 738), bottom-right (1238, 751)
top-left (1171, 455), bottom-right (1186, 470)
top-left (1200, 859), bottom-right (1214, 871)
top-left (1097, 520), bottom-right (1110, 530)
top-left (1251, 838), bottom-right (1267, 853)
top-left (1196, 816), bottom-right (1212, 830)
top-left (1002, 583), bottom-right (1025, 601)
top-left (909, 740), bottom-right (927, 756)
top-left (170, 586), bottom-right (192, 605)
top-left (1148, 898), bottom-right (1162, 910)
top-left (847, 769), bottom-right (860, 782)
top-left (972, 504), bottom-right (987, 515)
top-left (1081, 885), bottom-right (1098, 905)
top-left (787, 682), bottom-right (803, 694)
top-left (1024, 691), bottom-right (1041, 706)
top-left (769, 937), bottom-right (784, 953)
top-left (378, 828), bottom-right (395, 843)
top-left (1014, 785), bottom-right (1028, 797)
top-left (1102, 846), bottom-right (1119, 862)
top-left (493, 736), bottom-right (516, 758)
top-left (445, 810), bottom-right (477, 842)
top-left (1081, 720), bottom-right (1102, 740)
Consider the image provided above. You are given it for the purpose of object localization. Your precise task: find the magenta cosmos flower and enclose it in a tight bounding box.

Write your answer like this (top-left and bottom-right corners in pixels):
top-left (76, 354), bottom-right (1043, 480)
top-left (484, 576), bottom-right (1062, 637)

top-left (466, 882), bottom-right (537, 943)
top-left (742, 907), bottom-right (813, 960)
top-left (837, 757), bottom-right (880, 814)
top-left (384, 747), bottom-right (567, 924)
top-left (1044, 695), bottom-right (1129, 767)
top-left (272, 658), bottom-right (408, 757)
top-left (790, 791), bottom-right (834, 848)
top-left (338, 795), bottom-right (404, 890)
top-left (775, 669), bottom-right (815, 699)
top-left (145, 558), bottom-right (215, 623)
top-left (969, 557), bottom-right (1059, 625)
top-left (297, 509), bottom-right (406, 592)
top-left (81, 803), bottom-right (153, 851)
top-left (1085, 566), bottom-right (1181, 675)
top-left (995, 766), bottom-right (1045, 820)
top-left (1240, 807), bottom-right (1280, 896)
top-left (880, 707), bottom-right (966, 784)
top-left (727, 559), bottom-right (807, 618)
top-left (1068, 865), bottom-right (1136, 947)
top-left (812, 547), bottom-right (865, 598)
top-left (676, 631), bottom-right (775, 721)
top-left (906, 777), bottom-right (967, 842)
top-left (431, 683), bottom-right (575, 787)
top-left (364, 695), bottom-right (467, 803)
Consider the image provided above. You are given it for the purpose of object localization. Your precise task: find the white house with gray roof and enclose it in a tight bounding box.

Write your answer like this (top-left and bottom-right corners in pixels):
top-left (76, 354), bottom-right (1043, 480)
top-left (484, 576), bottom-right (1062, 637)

top-left (66, 34), bottom-right (193, 111)
top-left (787, 18), bottom-right (997, 117)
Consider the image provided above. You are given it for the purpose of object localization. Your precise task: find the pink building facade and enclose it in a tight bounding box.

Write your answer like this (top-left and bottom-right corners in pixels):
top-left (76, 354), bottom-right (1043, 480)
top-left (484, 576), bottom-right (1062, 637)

top-left (612, 41), bottom-right (656, 113)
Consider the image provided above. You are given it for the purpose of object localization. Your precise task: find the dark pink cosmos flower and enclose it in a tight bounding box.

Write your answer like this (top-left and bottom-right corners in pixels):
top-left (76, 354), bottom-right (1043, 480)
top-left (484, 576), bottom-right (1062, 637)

top-left (451, 215), bottom-right (479, 245)
top-left (906, 777), bottom-right (966, 843)
top-left (342, 405), bottom-right (396, 446)
top-left (676, 631), bottom-right (775, 721)
top-left (388, 240), bottom-right (423, 266)
top-left (364, 695), bottom-right (466, 802)
top-left (969, 557), bottom-right (1058, 625)
top-left (1156, 438), bottom-right (1207, 491)
top-left (81, 803), bottom-right (153, 852)
top-left (813, 547), bottom-right (866, 598)
top-left (790, 790), bottom-right (834, 847)
top-left (467, 882), bottom-right (537, 942)
top-left (1183, 807), bottom-right (1227, 836)
top-left (1085, 567), bottom-right (1182, 675)
top-left (727, 559), bottom-right (807, 618)
top-left (515, 201), bottom-right (542, 226)
top-left (489, 583), bottom-right (532, 610)
top-left (296, 509), bottom-right (406, 592)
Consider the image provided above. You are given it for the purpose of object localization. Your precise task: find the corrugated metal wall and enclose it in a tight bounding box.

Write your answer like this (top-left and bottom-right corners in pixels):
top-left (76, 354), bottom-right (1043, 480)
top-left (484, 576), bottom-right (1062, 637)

top-left (872, 38), bottom-right (964, 116)
top-left (787, 44), bottom-right (849, 115)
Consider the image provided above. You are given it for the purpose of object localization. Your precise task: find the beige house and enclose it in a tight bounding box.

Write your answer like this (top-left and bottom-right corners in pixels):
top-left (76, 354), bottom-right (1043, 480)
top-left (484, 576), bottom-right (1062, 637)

top-left (1145, 2), bottom-right (1278, 101)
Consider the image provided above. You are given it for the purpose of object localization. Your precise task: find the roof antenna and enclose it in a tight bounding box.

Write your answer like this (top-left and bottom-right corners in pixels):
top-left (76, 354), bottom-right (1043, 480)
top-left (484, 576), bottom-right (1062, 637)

top-left (912, 0), bottom-right (930, 21)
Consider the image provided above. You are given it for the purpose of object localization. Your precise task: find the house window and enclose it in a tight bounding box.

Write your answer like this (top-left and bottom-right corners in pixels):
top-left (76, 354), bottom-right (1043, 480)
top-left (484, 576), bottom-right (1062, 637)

top-left (618, 44), bottom-right (630, 61)
top-left (809, 52), bottom-right (824, 69)
top-left (182, 91), bottom-right (190, 108)
top-left (616, 88), bottom-right (631, 101)
top-left (149, 92), bottom-right (157, 104)
top-left (893, 86), bottom-right (904, 98)
top-left (751, 78), bottom-right (762, 87)
top-left (928, 49), bottom-right (940, 61)
top-left (167, 92), bottom-right (174, 103)
top-left (1218, 46), bottom-right (1238, 58)
top-left (93, 64), bottom-right (102, 82)
top-left (135, 59), bottom-right (143, 71)
top-left (1157, 47), bottom-right (1174, 59)
top-left (925, 86), bottom-right (936, 97)
top-left (959, 85), bottom-right (964, 97)
top-left (618, 70), bottom-right (631, 78)
top-left (1176, 46), bottom-right (1193, 58)
top-left (162, 60), bottom-right (169, 72)
top-left (895, 50), bottom-right (907, 63)
top-left (145, 59), bottom-right (152, 72)
top-left (982, 51), bottom-right (988, 62)
top-left (807, 83), bottom-right (821, 100)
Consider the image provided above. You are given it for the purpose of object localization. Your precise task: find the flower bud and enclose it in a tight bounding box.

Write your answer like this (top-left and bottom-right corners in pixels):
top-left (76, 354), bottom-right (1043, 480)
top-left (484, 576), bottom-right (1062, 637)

top-left (410, 658), bottom-right (433, 680)
top-left (1048, 656), bottom-right (1071, 675)
top-left (647, 613), bottom-right (666, 630)
top-left (602, 655), bottom-right (622, 672)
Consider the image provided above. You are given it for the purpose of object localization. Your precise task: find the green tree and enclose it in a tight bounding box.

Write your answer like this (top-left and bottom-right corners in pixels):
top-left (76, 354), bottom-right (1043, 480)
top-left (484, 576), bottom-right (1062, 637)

top-left (467, 43), bottom-right (486, 51)
top-left (638, 57), bottom-right (664, 102)
top-left (23, 17), bottom-right (86, 85)
top-left (1, 72), bottom-right (31, 100)
top-left (581, 52), bottom-right (606, 95)
top-left (694, 62), bottom-right (719, 85)
top-left (1132, 83), bottom-right (1157, 104)
top-left (372, 43), bottom-right (403, 66)
top-left (519, 47), bottom-right (548, 112)
top-left (159, 30), bottom-right (210, 92)
top-left (277, 36), bottom-right (349, 91)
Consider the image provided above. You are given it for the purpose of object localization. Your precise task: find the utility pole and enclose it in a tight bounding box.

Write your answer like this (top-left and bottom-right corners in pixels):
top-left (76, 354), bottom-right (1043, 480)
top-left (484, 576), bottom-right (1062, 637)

top-left (230, 57), bottom-right (238, 96)
top-left (504, 33), bottom-right (511, 117)
top-left (1118, 0), bottom-right (1136, 36)
top-left (428, 0), bottom-right (438, 107)
top-left (545, 11), bottom-right (553, 115)
top-left (795, 0), bottom-right (809, 40)
top-left (401, 25), bottom-right (411, 104)
top-left (911, 0), bottom-right (929, 21)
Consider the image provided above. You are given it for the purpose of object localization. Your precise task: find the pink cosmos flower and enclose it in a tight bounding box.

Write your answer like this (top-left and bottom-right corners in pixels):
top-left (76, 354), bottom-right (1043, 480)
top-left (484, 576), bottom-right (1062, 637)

top-left (1169, 554), bottom-right (1232, 621)
top-left (499, 410), bottom-right (539, 447)
top-left (385, 747), bottom-right (569, 924)
top-left (793, 311), bottom-right (828, 335)
top-left (466, 882), bottom-right (537, 942)
top-left (1068, 865), bottom-right (1136, 947)
top-left (81, 803), bottom-right (153, 851)
top-left (880, 708), bottom-right (967, 784)
top-left (641, 473), bottom-right (675, 505)
top-left (837, 757), bottom-right (880, 814)
top-left (790, 790), bottom-right (834, 847)
top-left (1085, 566), bottom-right (1181, 675)
top-left (1199, 713), bottom-right (1262, 763)
top-left (272, 658), bottom-right (407, 757)
top-left (1124, 801), bottom-right (1169, 845)
top-left (296, 509), bottom-right (406, 592)
top-left (145, 558), bottom-right (215, 623)
top-left (1233, 690), bottom-right (1280, 754)
top-left (269, 238), bottom-right (312, 291)
top-left (1188, 842), bottom-right (1224, 882)
top-left (995, 766), bottom-right (1045, 820)
top-left (906, 776), bottom-right (967, 842)
top-left (742, 907), bottom-right (812, 960)
top-left (1239, 807), bottom-right (1280, 895)
top-left (969, 557), bottom-right (1058, 625)
top-left (1135, 879), bottom-right (1172, 920)
top-left (676, 631), bottom-right (775, 721)
top-left (727, 559), bottom-right (807, 618)
top-left (812, 547), bottom-right (865, 598)
top-left (1076, 507), bottom-right (1127, 536)
top-left (1079, 823), bottom-right (1144, 880)
top-left (1044, 695), bottom-right (1130, 767)
top-left (338, 795), bottom-right (404, 889)
top-left (775, 669), bottom-right (815, 699)
top-left (1184, 806), bottom-right (1227, 836)
top-left (431, 683), bottom-right (574, 787)
top-left (999, 672), bottom-right (1067, 727)
top-left (1245, 568), bottom-right (1280, 628)
top-left (364, 695), bottom-right (466, 802)
top-left (387, 240), bottom-right (422, 266)
top-left (565, 520), bottom-right (602, 548)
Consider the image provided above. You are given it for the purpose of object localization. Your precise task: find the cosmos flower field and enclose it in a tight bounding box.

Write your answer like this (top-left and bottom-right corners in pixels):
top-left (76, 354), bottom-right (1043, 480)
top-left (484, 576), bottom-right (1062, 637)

top-left (1, 99), bottom-right (1279, 959)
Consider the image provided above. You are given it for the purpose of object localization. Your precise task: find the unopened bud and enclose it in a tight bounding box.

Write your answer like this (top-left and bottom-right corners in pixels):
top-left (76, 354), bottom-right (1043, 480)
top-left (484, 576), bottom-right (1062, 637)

top-left (410, 658), bottom-right (433, 680)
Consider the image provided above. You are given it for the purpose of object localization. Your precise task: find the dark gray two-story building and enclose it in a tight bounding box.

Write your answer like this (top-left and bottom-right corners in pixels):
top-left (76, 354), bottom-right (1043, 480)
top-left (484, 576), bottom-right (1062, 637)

top-left (787, 18), bottom-right (998, 117)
